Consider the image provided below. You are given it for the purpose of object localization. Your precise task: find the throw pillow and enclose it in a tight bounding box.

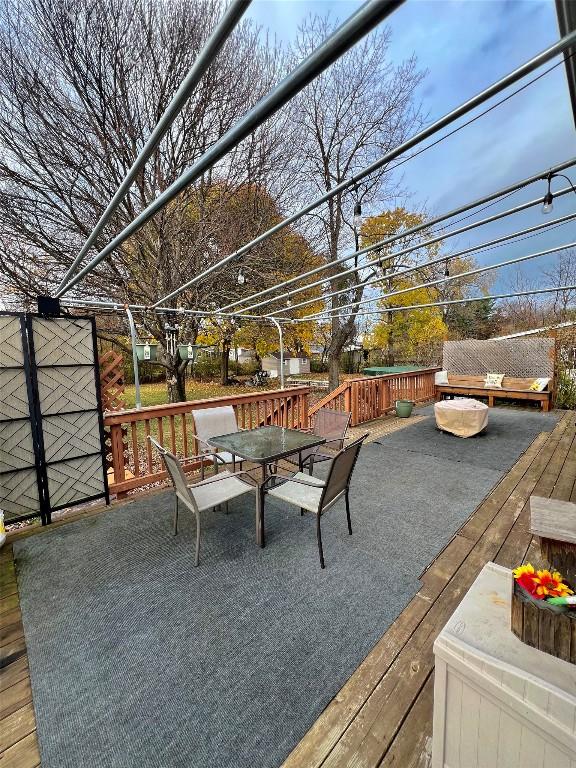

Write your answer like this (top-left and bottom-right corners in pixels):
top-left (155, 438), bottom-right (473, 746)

top-left (529, 377), bottom-right (550, 392)
top-left (435, 370), bottom-right (449, 385)
top-left (484, 373), bottom-right (504, 388)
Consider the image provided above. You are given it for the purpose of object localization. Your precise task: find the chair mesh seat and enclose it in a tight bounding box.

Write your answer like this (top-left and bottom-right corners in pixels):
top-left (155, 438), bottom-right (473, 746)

top-left (190, 471), bottom-right (254, 512)
top-left (210, 450), bottom-right (236, 465)
top-left (267, 472), bottom-right (325, 514)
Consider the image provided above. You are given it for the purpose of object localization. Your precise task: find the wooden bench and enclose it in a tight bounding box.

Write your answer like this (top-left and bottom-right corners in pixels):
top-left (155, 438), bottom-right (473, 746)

top-left (435, 375), bottom-right (552, 412)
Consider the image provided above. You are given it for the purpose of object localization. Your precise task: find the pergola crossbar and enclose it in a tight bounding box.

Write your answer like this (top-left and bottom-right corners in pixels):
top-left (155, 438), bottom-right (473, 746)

top-left (261, 211), bottom-right (576, 317)
top-left (295, 239), bottom-right (576, 321)
top-left (55, 0), bottom-right (405, 298)
top-left (219, 157), bottom-right (576, 314)
top-left (303, 284), bottom-right (576, 322)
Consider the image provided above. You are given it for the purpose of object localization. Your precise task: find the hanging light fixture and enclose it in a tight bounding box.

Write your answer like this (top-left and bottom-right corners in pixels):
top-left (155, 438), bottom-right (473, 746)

top-left (444, 260), bottom-right (450, 278)
top-left (542, 174), bottom-right (554, 214)
top-left (541, 171), bottom-right (576, 214)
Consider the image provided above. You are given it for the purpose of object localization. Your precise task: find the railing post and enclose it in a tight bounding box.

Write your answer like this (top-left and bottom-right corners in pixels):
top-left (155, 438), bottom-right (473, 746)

top-left (351, 382), bottom-right (358, 426)
top-left (110, 423), bottom-right (127, 499)
top-left (344, 384), bottom-right (351, 415)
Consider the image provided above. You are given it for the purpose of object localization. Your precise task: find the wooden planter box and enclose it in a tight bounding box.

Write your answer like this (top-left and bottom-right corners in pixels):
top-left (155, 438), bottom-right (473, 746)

top-left (511, 581), bottom-right (576, 664)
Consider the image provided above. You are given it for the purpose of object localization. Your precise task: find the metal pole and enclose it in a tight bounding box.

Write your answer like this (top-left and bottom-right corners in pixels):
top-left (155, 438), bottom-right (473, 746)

top-left (60, 298), bottom-right (289, 323)
top-left (219, 158), bottom-right (576, 313)
top-left (55, 0), bottom-right (252, 294)
top-left (56, 0), bottom-right (406, 298)
top-left (239, 185), bottom-right (574, 315)
top-left (491, 320), bottom-right (576, 340)
top-left (265, 210), bottom-right (576, 316)
top-left (301, 284), bottom-right (576, 321)
top-left (152, 31), bottom-right (576, 309)
top-left (125, 307), bottom-right (142, 409)
top-left (301, 238), bottom-right (576, 320)
top-left (269, 318), bottom-right (285, 389)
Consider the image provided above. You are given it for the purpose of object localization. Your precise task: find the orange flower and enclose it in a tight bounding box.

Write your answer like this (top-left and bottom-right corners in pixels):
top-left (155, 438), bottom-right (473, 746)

top-left (513, 563), bottom-right (573, 600)
top-left (532, 569), bottom-right (573, 599)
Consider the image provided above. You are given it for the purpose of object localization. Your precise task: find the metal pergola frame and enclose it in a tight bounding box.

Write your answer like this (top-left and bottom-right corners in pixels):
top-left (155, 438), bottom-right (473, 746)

top-left (60, 299), bottom-right (291, 391)
top-left (303, 284), bottom-right (576, 323)
top-left (299, 239), bottom-right (576, 321)
top-left (256, 210), bottom-right (576, 317)
top-left (217, 156), bottom-right (576, 313)
top-left (53, 25), bottom-right (576, 305)
top-left (55, 0), bottom-right (405, 298)
top-left (31, 4), bottom-right (575, 391)
top-left (236, 194), bottom-right (576, 316)
top-left (492, 320), bottom-right (576, 340)
top-left (149, 29), bottom-right (576, 309)
top-left (56, 0), bottom-right (253, 294)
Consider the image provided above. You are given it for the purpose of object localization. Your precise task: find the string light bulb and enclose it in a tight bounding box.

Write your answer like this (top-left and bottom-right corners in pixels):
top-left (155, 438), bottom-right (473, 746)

top-left (542, 190), bottom-right (554, 214)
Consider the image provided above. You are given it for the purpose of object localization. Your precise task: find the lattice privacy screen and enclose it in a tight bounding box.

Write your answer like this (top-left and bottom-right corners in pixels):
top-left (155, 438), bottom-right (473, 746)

top-left (0, 315), bottom-right (42, 521)
top-left (0, 313), bottom-right (108, 524)
top-left (443, 338), bottom-right (555, 378)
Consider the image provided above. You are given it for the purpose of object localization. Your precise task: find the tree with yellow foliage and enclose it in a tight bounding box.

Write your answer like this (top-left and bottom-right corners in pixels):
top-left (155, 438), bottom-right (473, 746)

top-left (361, 208), bottom-right (491, 363)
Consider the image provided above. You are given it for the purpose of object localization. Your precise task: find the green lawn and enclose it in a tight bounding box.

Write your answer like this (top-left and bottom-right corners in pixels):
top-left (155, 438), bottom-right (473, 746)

top-left (123, 379), bottom-right (275, 409)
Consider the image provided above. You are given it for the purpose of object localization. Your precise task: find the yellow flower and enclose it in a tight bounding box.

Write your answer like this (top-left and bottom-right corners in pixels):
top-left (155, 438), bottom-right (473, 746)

top-left (513, 563), bottom-right (535, 579)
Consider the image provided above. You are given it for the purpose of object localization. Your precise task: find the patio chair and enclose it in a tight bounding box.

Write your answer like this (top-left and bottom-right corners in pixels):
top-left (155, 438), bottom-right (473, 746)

top-left (263, 433), bottom-right (368, 568)
top-left (148, 436), bottom-right (255, 567)
top-left (191, 405), bottom-right (243, 471)
top-left (286, 407), bottom-right (352, 474)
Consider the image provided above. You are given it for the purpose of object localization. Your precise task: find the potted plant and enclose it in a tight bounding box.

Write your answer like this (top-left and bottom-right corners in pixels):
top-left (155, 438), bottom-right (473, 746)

top-left (395, 399), bottom-right (414, 418)
top-left (178, 343), bottom-right (200, 361)
top-left (135, 340), bottom-right (158, 362)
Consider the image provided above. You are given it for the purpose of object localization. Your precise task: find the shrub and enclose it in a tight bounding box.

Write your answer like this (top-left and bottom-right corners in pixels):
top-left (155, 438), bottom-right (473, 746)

top-left (555, 370), bottom-right (576, 410)
top-left (310, 358), bottom-right (328, 373)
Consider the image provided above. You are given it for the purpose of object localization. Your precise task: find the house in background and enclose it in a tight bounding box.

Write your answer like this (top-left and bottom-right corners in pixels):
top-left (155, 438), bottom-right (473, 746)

top-left (229, 346), bottom-right (257, 364)
top-left (261, 352), bottom-right (310, 378)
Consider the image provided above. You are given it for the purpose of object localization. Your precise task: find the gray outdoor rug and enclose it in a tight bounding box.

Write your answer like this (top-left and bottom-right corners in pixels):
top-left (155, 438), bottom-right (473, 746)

top-left (14, 407), bottom-right (558, 768)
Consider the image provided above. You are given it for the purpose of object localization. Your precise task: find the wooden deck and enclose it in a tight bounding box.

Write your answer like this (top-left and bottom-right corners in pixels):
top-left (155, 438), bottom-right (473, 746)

top-left (282, 410), bottom-right (576, 768)
top-left (1, 410), bottom-right (575, 767)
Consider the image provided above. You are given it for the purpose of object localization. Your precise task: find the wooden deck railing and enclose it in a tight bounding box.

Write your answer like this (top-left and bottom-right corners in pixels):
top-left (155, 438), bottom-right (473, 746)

top-left (308, 368), bottom-right (440, 426)
top-left (104, 386), bottom-right (310, 496)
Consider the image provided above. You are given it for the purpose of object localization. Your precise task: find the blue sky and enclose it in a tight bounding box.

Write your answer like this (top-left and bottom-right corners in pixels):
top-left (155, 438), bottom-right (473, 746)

top-left (246, 0), bottom-right (576, 294)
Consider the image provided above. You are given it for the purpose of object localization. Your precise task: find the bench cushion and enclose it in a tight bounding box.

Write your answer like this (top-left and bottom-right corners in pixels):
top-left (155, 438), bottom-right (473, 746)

top-left (443, 375), bottom-right (549, 392)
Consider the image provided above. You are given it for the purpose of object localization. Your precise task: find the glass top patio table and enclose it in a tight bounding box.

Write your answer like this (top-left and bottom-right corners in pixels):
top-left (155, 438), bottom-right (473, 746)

top-left (209, 425), bottom-right (325, 464)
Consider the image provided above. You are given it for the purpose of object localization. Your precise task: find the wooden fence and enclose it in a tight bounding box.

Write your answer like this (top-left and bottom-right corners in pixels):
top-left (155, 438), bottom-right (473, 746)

top-left (103, 368), bottom-right (440, 497)
top-left (104, 386), bottom-right (310, 496)
top-left (308, 368), bottom-right (440, 426)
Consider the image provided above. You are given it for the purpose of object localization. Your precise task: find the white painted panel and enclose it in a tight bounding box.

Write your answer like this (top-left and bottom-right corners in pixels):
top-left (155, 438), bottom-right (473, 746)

top-left (477, 696), bottom-right (500, 768)
top-left (433, 564), bottom-right (576, 767)
top-left (544, 741), bottom-right (572, 768)
top-left (518, 726), bottom-right (546, 768)
top-left (459, 682), bottom-right (480, 768)
top-left (444, 672), bottom-right (463, 766)
top-left (496, 711), bottom-right (521, 766)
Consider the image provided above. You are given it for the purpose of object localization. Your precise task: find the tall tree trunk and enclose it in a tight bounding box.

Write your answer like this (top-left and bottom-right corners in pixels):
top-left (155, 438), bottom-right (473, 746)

top-left (165, 352), bottom-right (187, 403)
top-left (328, 354), bottom-right (340, 391)
top-left (220, 339), bottom-right (231, 385)
top-left (327, 314), bottom-right (342, 390)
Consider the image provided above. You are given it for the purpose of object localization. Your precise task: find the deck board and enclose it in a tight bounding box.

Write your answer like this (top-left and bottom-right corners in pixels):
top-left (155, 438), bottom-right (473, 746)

top-left (283, 411), bottom-right (576, 768)
top-left (2, 411), bottom-right (575, 768)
